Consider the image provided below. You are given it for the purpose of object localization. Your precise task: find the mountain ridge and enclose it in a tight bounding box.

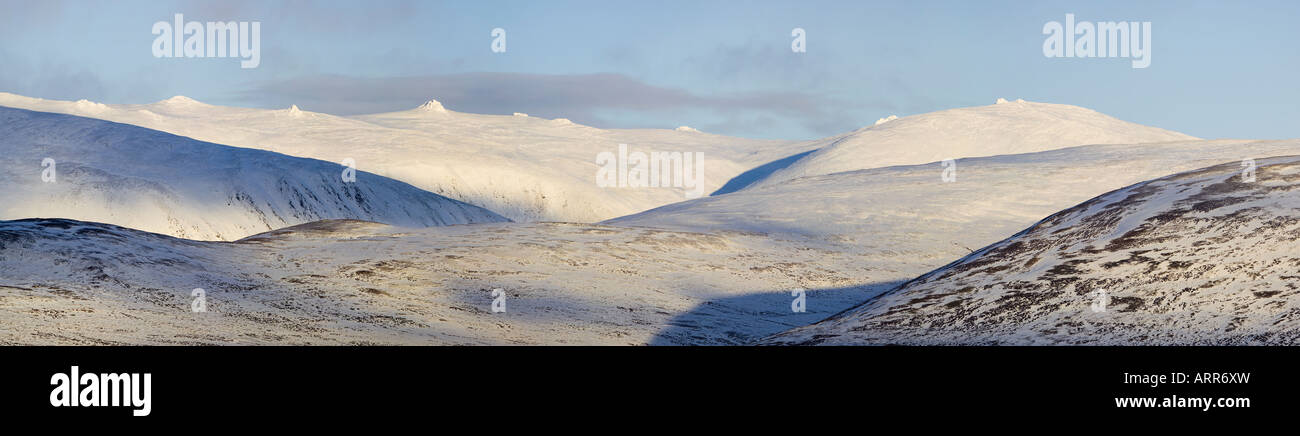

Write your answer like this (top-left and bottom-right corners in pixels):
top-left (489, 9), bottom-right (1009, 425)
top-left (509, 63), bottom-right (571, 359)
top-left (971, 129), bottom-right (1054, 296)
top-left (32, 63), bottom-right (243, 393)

top-left (0, 106), bottom-right (507, 241)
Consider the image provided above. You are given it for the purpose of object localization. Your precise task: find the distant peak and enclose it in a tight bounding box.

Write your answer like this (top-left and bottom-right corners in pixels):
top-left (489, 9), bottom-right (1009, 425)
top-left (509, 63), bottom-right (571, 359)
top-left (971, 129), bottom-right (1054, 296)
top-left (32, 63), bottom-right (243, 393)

top-left (73, 99), bottom-right (108, 112)
top-left (874, 115), bottom-right (898, 126)
top-left (159, 95), bottom-right (201, 105)
top-left (416, 99), bottom-right (447, 113)
top-left (280, 104), bottom-right (309, 118)
top-left (675, 126), bottom-right (701, 133)
top-left (513, 112), bottom-right (529, 117)
top-left (995, 97), bottom-right (1027, 105)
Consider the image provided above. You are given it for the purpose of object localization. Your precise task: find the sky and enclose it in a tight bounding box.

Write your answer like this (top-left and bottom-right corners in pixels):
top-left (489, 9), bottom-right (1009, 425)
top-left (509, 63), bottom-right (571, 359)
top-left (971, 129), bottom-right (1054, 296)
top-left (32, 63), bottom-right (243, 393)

top-left (1, 0), bottom-right (1297, 140)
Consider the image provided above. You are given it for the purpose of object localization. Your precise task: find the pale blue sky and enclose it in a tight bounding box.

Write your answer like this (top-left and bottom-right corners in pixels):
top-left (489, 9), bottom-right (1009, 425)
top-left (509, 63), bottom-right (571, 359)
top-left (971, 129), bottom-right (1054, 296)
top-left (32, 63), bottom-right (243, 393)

top-left (1, 0), bottom-right (1296, 140)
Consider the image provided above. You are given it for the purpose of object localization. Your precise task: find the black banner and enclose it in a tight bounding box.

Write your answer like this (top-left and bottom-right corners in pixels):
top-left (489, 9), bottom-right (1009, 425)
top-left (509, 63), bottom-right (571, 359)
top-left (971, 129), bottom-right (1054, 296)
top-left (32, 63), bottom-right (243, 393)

top-left (0, 347), bottom-right (1286, 424)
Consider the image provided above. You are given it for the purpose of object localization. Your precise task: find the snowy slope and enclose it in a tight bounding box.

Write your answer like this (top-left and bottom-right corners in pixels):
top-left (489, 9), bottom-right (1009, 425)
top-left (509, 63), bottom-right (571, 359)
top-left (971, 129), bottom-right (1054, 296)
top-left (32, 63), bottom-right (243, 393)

top-left (0, 218), bottom-right (883, 345)
top-left (0, 91), bottom-right (1279, 346)
top-left (0, 93), bottom-right (809, 222)
top-left (608, 139), bottom-right (1300, 311)
top-left (0, 107), bottom-right (507, 241)
top-left (747, 99), bottom-right (1197, 189)
top-left (764, 156), bottom-right (1300, 345)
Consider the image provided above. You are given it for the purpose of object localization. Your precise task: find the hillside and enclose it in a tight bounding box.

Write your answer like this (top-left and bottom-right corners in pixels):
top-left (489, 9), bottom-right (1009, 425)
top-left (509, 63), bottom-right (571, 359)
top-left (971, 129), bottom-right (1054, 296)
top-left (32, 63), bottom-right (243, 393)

top-left (0, 93), bottom-right (808, 222)
top-left (0, 107), bottom-right (506, 240)
top-left (0, 218), bottom-right (881, 345)
top-left (610, 138), bottom-right (1300, 287)
top-left (746, 99), bottom-right (1197, 189)
top-left (764, 156), bottom-right (1300, 345)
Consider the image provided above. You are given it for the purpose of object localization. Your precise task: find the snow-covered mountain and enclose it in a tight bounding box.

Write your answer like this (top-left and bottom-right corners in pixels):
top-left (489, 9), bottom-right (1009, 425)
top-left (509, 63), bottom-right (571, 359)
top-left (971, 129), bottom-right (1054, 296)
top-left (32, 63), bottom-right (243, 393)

top-left (743, 99), bottom-right (1197, 190)
top-left (0, 218), bottom-right (880, 345)
top-left (0, 94), bottom-right (1197, 223)
top-left (0, 92), bottom-right (809, 222)
top-left (610, 138), bottom-right (1300, 284)
top-left (764, 156), bottom-right (1300, 345)
top-left (0, 107), bottom-right (507, 241)
top-left (2, 90), bottom-right (1288, 346)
